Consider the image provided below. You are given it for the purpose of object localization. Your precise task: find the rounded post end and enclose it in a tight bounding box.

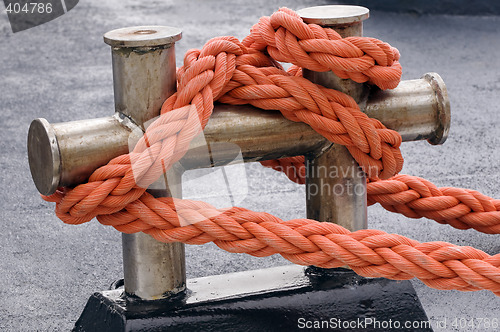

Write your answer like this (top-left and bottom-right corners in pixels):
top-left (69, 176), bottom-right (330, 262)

top-left (103, 26), bottom-right (182, 48)
top-left (297, 5), bottom-right (369, 26)
top-left (423, 73), bottom-right (451, 145)
top-left (27, 118), bottom-right (61, 196)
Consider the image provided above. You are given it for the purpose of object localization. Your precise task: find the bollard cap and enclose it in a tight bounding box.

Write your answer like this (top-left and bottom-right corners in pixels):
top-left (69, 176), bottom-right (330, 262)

top-left (27, 118), bottom-right (60, 196)
top-left (297, 5), bottom-right (369, 26)
top-left (423, 73), bottom-right (451, 145)
top-left (103, 26), bottom-right (182, 48)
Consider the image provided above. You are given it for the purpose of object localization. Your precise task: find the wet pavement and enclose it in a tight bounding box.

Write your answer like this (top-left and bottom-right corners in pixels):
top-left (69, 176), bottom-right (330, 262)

top-left (0, 0), bottom-right (499, 330)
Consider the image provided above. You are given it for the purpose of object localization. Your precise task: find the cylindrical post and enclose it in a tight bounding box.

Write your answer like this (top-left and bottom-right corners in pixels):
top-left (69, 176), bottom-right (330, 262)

top-left (27, 74), bottom-right (450, 193)
top-left (298, 5), bottom-right (369, 231)
top-left (27, 114), bottom-right (141, 195)
top-left (103, 26), bottom-right (185, 300)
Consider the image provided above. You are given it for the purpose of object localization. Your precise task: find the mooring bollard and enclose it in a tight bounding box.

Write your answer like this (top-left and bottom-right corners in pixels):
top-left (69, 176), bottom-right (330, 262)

top-left (103, 26), bottom-right (186, 301)
top-left (299, 5), bottom-right (370, 231)
top-left (27, 5), bottom-right (451, 330)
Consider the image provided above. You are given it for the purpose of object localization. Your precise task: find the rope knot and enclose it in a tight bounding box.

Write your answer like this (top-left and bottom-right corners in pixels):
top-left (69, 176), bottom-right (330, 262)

top-left (243, 7), bottom-right (402, 89)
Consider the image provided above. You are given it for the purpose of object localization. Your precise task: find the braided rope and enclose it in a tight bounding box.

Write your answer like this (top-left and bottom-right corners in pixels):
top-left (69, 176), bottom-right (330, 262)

top-left (41, 8), bottom-right (500, 295)
top-left (263, 157), bottom-right (500, 234)
top-left (42, 192), bottom-right (500, 296)
top-left (243, 8), bottom-right (402, 89)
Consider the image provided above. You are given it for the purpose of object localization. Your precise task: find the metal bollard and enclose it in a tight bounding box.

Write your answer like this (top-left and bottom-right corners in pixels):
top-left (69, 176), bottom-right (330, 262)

top-left (27, 11), bottom-right (450, 296)
top-left (298, 5), bottom-right (370, 231)
top-left (104, 26), bottom-right (185, 301)
top-left (27, 16), bottom-right (450, 294)
top-left (26, 5), bottom-right (447, 330)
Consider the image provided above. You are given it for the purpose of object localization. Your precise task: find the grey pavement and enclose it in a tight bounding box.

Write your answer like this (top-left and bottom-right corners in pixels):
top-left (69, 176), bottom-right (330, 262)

top-left (1, 0), bottom-right (499, 331)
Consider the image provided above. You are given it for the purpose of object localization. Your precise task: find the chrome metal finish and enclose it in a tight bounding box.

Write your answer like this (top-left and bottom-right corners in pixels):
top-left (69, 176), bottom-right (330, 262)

top-left (27, 114), bottom-right (140, 196)
top-left (105, 26), bottom-right (186, 301)
top-left (103, 26), bottom-right (182, 48)
top-left (306, 144), bottom-right (367, 230)
top-left (122, 171), bottom-right (185, 300)
top-left (28, 76), bottom-right (449, 190)
top-left (121, 236), bottom-right (186, 300)
top-left (422, 73), bottom-right (451, 145)
top-left (27, 118), bottom-right (60, 196)
top-left (365, 74), bottom-right (451, 144)
top-left (184, 265), bottom-right (309, 304)
top-left (180, 104), bottom-right (325, 169)
top-left (300, 5), bottom-right (369, 231)
top-left (104, 26), bottom-right (181, 129)
top-left (297, 5), bottom-right (369, 37)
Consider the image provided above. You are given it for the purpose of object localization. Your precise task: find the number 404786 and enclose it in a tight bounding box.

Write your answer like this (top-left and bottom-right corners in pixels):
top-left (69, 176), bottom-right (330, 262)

top-left (5, 2), bottom-right (53, 14)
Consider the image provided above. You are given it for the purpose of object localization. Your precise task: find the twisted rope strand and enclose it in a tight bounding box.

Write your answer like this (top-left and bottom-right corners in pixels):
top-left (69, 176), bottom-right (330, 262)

top-left (243, 8), bottom-right (402, 89)
top-left (263, 157), bottom-right (500, 234)
top-left (43, 192), bottom-right (500, 295)
top-left (40, 8), bottom-right (500, 296)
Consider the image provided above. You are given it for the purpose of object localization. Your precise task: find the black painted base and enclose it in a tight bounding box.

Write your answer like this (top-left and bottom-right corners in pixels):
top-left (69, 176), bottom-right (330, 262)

top-left (74, 266), bottom-right (432, 332)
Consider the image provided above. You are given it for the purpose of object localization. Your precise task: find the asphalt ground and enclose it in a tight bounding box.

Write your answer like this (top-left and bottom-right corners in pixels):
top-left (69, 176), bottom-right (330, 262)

top-left (0, 0), bottom-right (499, 330)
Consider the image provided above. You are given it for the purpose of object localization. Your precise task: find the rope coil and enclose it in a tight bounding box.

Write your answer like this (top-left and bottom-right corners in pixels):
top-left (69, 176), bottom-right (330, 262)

top-left (42, 8), bottom-right (500, 296)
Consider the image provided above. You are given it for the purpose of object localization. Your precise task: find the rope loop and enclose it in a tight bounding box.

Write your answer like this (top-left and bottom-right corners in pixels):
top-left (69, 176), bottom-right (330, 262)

top-left (243, 8), bottom-right (402, 89)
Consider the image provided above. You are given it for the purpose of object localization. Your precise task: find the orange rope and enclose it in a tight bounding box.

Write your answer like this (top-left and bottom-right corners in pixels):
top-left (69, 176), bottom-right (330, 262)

top-left (263, 159), bottom-right (500, 234)
top-left (41, 8), bottom-right (500, 295)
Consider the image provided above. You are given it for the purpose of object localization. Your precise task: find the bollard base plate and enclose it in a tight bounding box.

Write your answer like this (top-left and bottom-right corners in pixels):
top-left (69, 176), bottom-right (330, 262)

top-left (73, 265), bottom-right (432, 332)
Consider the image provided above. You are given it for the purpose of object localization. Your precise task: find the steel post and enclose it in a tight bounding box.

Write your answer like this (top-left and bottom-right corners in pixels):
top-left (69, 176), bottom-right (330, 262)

top-left (103, 26), bottom-right (185, 300)
top-left (298, 5), bottom-right (370, 231)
